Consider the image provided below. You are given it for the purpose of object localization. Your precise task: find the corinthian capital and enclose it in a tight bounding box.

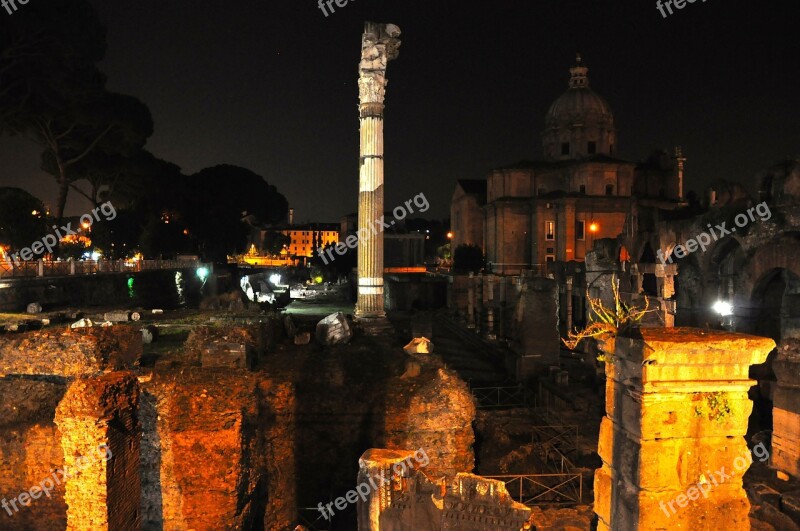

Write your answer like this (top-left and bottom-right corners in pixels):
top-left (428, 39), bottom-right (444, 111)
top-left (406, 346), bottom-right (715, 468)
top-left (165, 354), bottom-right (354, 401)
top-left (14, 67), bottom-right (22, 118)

top-left (358, 22), bottom-right (401, 105)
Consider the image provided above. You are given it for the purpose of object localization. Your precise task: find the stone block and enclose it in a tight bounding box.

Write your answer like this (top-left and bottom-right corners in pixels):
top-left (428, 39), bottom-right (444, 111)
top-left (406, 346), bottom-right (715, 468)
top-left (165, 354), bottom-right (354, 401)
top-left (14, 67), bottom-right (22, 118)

top-left (782, 490), bottom-right (800, 524)
top-left (605, 381), bottom-right (754, 440)
top-left (103, 311), bottom-right (131, 322)
top-left (612, 328), bottom-right (775, 390)
top-left (200, 341), bottom-right (252, 369)
top-left (748, 483), bottom-right (783, 508)
top-left (773, 407), bottom-right (800, 441)
top-left (403, 337), bottom-right (433, 354)
top-left (772, 433), bottom-right (800, 478)
top-left (316, 312), bottom-right (353, 345)
top-left (598, 417), bottom-right (753, 491)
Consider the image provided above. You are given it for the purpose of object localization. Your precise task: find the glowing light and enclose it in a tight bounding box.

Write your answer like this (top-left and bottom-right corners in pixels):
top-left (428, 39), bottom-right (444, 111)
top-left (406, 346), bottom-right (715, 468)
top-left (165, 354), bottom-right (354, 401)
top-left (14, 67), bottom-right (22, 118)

top-left (713, 301), bottom-right (733, 316)
top-left (31, 210), bottom-right (39, 216)
top-left (196, 267), bottom-right (209, 281)
top-left (314, 276), bottom-right (323, 284)
top-left (269, 273), bottom-right (282, 285)
top-left (589, 223), bottom-right (599, 233)
top-left (183, 229), bottom-right (189, 235)
top-left (447, 232), bottom-right (453, 239)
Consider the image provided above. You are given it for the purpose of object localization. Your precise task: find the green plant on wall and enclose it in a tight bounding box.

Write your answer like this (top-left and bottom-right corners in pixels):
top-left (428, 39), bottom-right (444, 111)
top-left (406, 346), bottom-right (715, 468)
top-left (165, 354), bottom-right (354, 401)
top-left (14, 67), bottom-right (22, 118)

top-left (692, 391), bottom-right (732, 422)
top-left (562, 275), bottom-right (651, 362)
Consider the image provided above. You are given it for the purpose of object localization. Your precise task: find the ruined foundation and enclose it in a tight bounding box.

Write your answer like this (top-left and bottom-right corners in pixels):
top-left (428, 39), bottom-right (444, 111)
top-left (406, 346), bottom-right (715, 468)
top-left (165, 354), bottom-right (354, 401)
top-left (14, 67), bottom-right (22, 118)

top-left (357, 448), bottom-right (531, 530)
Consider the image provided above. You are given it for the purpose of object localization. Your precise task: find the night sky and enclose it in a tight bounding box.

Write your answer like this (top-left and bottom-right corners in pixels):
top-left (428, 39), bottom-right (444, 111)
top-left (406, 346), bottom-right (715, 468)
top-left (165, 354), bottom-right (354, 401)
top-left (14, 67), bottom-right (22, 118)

top-left (1, 0), bottom-right (797, 222)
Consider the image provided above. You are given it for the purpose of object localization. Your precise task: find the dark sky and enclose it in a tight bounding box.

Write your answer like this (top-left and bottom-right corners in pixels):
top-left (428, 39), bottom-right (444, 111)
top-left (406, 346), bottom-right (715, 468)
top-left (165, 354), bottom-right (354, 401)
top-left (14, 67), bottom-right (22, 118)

top-left (1, 0), bottom-right (798, 222)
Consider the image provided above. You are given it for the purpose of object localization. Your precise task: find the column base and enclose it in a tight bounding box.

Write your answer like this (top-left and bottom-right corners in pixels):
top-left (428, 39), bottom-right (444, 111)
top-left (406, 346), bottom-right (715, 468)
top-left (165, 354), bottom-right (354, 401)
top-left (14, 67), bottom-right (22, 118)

top-left (354, 314), bottom-right (393, 336)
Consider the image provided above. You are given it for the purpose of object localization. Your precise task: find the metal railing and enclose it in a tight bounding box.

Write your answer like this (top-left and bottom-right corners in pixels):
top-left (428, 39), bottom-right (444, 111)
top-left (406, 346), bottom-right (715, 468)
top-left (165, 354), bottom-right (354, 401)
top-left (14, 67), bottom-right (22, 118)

top-left (0, 259), bottom-right (200, 279)
top-left (470, 384), bottom-right (532, 409)
top-left (531, 425), bottom-right (580, 454)
top-left (485, 473), bottom-right (584, 506)
top-left (296, 507), bottom-right (331, 531)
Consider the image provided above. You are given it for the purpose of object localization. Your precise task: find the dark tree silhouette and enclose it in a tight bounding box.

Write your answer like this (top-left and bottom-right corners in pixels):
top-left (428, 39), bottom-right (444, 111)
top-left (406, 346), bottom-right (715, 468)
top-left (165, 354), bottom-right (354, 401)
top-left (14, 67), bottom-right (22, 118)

top-left (0, 1), bottom-right (153, 221)
top-left (453, 244), bottom-right (485, 273)
top-left (0, 188), bottom-right (49, 255)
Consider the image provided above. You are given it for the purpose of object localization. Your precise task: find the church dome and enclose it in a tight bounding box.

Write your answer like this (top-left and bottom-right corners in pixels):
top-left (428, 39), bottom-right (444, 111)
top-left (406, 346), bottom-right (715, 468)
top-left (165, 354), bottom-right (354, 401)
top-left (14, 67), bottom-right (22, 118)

top-left (542, 55), bottom-right (617, 160)
top-left (545, 85), bottom-right (613, 127)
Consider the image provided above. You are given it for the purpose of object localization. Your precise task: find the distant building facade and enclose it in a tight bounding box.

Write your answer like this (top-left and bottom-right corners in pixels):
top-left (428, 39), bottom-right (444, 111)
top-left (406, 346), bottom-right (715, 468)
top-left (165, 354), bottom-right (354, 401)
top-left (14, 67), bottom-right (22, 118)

top-left (454, 55), bottom-right (682, 275)
top-left (282, 223), bottom-right (339, 257)
top-left (450, 179), bottom-right (486, 251)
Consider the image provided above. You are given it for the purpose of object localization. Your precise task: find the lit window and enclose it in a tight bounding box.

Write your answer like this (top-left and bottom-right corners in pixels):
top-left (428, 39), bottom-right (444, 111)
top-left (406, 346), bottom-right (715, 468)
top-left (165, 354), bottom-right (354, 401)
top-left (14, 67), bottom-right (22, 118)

top-left (576, 221), bottom-right (585, 240)
top-left (545, 221), bottom-right (555, 240)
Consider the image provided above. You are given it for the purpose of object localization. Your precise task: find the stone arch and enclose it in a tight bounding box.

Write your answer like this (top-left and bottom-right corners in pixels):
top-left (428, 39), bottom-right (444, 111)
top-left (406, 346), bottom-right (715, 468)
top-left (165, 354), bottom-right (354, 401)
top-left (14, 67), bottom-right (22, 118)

top-left (745, 233), bottom-right (800, 300)
top-left (706, 236), bottom-right (748, 305)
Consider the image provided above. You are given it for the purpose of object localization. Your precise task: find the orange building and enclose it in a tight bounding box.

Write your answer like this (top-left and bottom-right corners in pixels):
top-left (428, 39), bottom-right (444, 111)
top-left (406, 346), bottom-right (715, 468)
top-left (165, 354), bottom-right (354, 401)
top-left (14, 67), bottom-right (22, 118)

top-left (281, 223), bottom-right (339, 258)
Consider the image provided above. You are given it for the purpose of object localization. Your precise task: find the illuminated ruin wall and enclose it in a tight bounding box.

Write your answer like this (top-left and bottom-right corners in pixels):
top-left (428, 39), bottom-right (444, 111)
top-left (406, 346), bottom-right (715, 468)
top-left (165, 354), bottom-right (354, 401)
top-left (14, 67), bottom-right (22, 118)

top-left (380, 363), bottom-right (476, 476)
top-left (139, 371), bottom-right (296, 530)
top-left (357, 449), bottom-right (531, 530)
top-left (1, 323), bottom-right (480, 530)
top-left (0, 328), bottom-right (141, 530)
top-left (55, 372), bottom-right (141, 531)
top-left (772, 340), bottom-right (800, 479)
top-left (596, 328), bottom-right (775, 530)
top-left (0, 378), bottom-right (67, 529)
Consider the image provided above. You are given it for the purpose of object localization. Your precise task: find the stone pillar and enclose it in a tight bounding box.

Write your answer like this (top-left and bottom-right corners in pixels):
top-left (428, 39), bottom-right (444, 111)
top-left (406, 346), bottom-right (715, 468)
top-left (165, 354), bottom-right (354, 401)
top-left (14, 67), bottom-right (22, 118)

top-left (55, 372), bottom-right (141, 531)
top-left (355, 22), bottom-right (401, 320)
top-left (498, 276), bottom-right (506, 339)
top-left (566, 276), bottom-right (574, 333)
top-left (467, 272), bottom-right (476, 329)
top-left (596, 329), bottom-right (775, 530)
top-left (772, 344), bottom-right (800, 479)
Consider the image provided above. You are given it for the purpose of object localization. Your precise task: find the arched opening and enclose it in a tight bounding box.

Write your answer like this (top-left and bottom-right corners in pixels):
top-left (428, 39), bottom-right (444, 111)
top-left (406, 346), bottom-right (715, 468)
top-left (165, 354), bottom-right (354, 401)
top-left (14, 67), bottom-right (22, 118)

top-left (746, 268), bottom-right (800, 435)
top-left (708, 238), bottom-right (746, 304)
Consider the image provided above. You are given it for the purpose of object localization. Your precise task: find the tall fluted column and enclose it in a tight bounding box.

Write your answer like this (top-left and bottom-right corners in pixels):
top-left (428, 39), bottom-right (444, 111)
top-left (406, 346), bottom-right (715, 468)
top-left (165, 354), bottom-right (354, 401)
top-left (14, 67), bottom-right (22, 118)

top-left (355, 22), bottom-right (401, 319)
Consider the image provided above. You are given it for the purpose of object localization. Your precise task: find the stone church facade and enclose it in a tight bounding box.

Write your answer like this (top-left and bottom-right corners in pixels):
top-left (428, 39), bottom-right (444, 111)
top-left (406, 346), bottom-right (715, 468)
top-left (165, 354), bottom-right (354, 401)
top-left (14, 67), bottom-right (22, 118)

top-left (453, 55), bottom-right (683, 274)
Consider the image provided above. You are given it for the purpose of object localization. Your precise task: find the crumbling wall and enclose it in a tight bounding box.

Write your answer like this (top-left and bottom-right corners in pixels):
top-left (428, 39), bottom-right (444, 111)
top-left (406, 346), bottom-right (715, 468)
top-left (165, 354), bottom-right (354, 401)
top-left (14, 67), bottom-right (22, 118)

top-left (0, 377), bottom-right (67, 529)
top-left (139, 367), bottom-right (296, 531)
top-left (379, 361), bottom-right (475, 476)
top-left (0, 327), bottom-right (141, 378)
top-left (0, 326), bottom-right (141, 530)
top-left (512, 276), bottom-right (560, 374)
top-left (55, 372), bottom-right (141, 531)
top-left (772, 340), bottom-right (800, 478)
top-left (357, 449), bottom-right (530, 530)
top-left (141, 371), bottom-right (262, 529)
